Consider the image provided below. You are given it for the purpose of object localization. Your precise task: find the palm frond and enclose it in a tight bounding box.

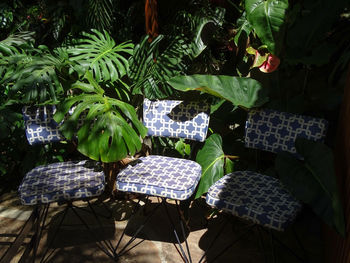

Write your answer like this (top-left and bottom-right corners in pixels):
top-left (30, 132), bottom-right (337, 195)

top-left (129, 7), bottom-right (225, 100)
top-left (69, 29), bottom-right (134, 83)
top-left (86, 0), bottom-right (114, 32)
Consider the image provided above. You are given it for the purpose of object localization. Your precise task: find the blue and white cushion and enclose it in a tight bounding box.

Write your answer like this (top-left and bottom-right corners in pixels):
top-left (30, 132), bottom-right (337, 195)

top-left (23, 106), bottom-right (63, 145)
top-left (245, 109), bottom-right (328, 155)
top-left (18, 160), bottom-right (105, 205)
top-left (116, 155), bottom-right (202, 200)
top-left (206, 171), bottom-right (302, 231)
top-left (143, 99), bottom-right (210, 142)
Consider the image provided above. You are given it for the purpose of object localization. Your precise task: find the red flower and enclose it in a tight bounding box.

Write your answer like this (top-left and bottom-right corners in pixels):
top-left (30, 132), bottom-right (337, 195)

top-left (259, 54), bottom-right (280, 73)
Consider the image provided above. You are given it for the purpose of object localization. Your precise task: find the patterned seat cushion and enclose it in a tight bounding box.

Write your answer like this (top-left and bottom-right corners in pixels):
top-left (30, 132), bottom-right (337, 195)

top-left (116, 155), bottom-right (202, 200)
top-left (206, 171), bottom-right (302, 231)
top-left (23, 105), bottom-right (63, 145)
top-left (143, 99), bottom-right (210, 142)
top-left (245, 109), bottom-right (328, 155)
top-left (18, 161), bottom-right (105, 205)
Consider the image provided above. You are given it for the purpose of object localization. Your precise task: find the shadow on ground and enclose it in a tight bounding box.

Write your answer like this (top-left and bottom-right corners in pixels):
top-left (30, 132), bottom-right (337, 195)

top-left (0, 193), bottom-right (324, 263)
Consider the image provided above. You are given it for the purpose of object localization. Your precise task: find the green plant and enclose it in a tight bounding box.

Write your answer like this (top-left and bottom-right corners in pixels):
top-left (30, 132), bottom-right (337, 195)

top-left (276, 138), bottom-right (345, 236)
top-left (195, 133), bottom-right (235, 198)
top-left (168, 74), bottom-right (268, 108)
top-left (54, 72), bottom-right (147, 163)
top-left (68, 29), bottom-right (133, 82)
top-left (129, 6), bottom-right (226, 99)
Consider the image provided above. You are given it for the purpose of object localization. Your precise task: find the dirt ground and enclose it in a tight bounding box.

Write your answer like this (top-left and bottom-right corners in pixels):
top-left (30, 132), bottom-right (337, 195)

top-left (0, 191), bottom-right (323, 263)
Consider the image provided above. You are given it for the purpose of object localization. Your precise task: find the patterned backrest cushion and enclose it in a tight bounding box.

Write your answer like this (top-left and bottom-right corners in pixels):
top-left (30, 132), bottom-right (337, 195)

top-left (23, 105), bottom-right (64, 145)
top-left (143, 99), bottom-right (210, 142)
top-left (245, 109), bottom-right (328, 155)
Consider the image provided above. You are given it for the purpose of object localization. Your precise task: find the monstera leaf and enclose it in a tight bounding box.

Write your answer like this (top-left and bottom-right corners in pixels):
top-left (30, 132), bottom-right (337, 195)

top-left (168, 74), bottom-right (268, 108)
top-left (2, 47), bottom-right (67, 103)
top-left (195, 134), bottom-right (234, 198)
top-left (69, 29), bottom-right (133, 82)
top-left (54, 72), bottom-right (147, 163)
top-left (245, 0), bottom-right (289, 55)
top-left (276, 138), bottom-right (345, 236)
top-left (0, 31), bottom-right (34, 55)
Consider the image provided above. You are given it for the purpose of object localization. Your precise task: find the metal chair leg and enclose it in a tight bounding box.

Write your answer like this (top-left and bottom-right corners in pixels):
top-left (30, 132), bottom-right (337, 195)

top-left (114, 199), bottom-right (162, 259)
top-left (30, 204), bottom-right (50, 263)
top-left (268, 229), bottom-right (276, 263)
top-left (198, 219), bottom-right (229, 263)
top-left (69, 204), bottom-right (115, 259)
top-left (256, 225), bottom-right (267, 263)
top-left (259, 227), bottom-right (305, 263)
top-left (162, 199), bottom-right (191, 263)
top-left (39, 204), bottom-right (69, 263)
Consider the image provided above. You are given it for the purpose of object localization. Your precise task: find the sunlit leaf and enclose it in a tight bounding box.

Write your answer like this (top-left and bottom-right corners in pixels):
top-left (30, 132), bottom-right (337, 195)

top-left (245, 0), bottom-right (288, 54)
top-left (195, 134), bottom-right (227, 198)
top-left (168, 74), bottom-right (268, 108)
top-left (69, 29), bottom-right (133, 82)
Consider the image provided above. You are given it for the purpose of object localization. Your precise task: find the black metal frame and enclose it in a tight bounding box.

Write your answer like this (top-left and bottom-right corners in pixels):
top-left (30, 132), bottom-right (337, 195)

top-left (198, 214), bottom-right (307, 263)
top-left (28, 199), bottom-right (113, 263)
top-left (109, 196), bottom-right (193, 263)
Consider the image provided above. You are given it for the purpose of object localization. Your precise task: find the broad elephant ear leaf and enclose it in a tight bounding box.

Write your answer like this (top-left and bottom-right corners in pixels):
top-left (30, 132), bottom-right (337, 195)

top-left (245, 0), bottom-right (289, 55)
top-left (54, 76), bottom-right (147, 163)
top-left (69, 29), bottom-right (133, 82)
top-left (276, 138), bottom-right (345, 236)
top-left (168, 74), bottom-right (268, 108)
top-left (195, 134), bottom-right (231, 198)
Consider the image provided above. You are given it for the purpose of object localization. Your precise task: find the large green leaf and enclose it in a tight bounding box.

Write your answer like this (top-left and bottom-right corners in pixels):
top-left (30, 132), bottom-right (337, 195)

top-left (69, 29), bottom-right (133, 83)
top-left (2, 47), bottom-right (67, 103)
top-left (245, 0), bottom-right (289, 54)
top-left (276, 138), bottom-right (345, 236)
top-left (234, 12), bottom-right (252, 46)
top-left (129, 7), bottom-right (225, 100)
top-left (0, 31), bottom-right (34, 55)
top-left (54, 73), bottom-right (147, 163)
top-left (168, 74), bottom-right (268, 108)
top-left (86, 0), bottom-right (114, 32)
top-left (195, 134), bottom-right (229, 198)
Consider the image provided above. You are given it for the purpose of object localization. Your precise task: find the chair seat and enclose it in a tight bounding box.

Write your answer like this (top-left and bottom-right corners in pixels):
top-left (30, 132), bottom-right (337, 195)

top-left (206, 171), bottom-right (302, 231)
top-left (116, 155), bottom-right (202, 200)
top-left (18, 160), bottom-right (105, 205)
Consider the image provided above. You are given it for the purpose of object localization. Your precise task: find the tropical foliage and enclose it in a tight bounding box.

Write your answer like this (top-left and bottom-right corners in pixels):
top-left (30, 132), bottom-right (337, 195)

top-left (0, 0), bottom-right (349, 235)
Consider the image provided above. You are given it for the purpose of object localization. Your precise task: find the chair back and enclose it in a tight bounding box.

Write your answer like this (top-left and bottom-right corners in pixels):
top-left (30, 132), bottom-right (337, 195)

top-left (143, 99), bottom-right (210, 142)
top-left (245, 109), bottom-right (328, 155)
top-left (22, 105), bottom-right (64, 145)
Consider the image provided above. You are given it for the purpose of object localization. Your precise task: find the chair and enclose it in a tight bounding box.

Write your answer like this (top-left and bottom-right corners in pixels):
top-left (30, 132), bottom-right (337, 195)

top-left (201, 108), bottom-right (328, 262)
top-left (113, 99), bottom-right (210, 262)
top-left (18, 105), bottom-right (108, 262)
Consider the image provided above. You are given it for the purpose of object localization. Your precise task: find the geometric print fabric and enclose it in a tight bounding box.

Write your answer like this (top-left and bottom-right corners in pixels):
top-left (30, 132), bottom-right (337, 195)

top-left (205, 171), bottom-right (302, 231)
top-left (22, 105), bottom-right (86, 145)
top-left (143, 99), bottom-right (210, 142)
top-left (245, 109), bottom-right (328, 156)
top-left (18, 160), bottom-right (105, 205)
top-left (116, 155), bottom-right (202, 200)
top-left (23, 105), bottom-right (64, 145)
